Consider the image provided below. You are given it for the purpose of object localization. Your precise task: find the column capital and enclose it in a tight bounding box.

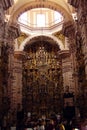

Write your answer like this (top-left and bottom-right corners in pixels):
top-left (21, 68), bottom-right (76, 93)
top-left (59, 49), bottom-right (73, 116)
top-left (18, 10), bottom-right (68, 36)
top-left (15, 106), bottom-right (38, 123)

top-left (8, 22), bottom-right (21, 39)
top-left (1, 0), bottom-right (14, 10)
top-left (59, 50), bottom-right (70, 59)
top-left (62, 21), bottom-right (75, 37)
top-left (14, 51), bottom-right (27, 60)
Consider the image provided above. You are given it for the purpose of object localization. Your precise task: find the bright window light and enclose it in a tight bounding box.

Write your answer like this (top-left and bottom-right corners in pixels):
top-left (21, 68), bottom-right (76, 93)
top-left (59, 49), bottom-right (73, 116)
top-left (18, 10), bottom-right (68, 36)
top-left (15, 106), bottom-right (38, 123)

top-left (37, 14), bottom-right (45, 27)
top-left (18, 12), bottom-right (27, 25)
top-left (54, 11), bottom-right (63, 24)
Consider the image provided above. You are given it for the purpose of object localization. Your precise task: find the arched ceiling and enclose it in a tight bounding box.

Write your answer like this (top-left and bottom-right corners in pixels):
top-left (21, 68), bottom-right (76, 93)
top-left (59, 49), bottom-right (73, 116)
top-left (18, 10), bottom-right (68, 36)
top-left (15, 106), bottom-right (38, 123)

top-left (8, 0), bottom-right (75, 23)
top-left (8, 0), bottom-right (75, 52)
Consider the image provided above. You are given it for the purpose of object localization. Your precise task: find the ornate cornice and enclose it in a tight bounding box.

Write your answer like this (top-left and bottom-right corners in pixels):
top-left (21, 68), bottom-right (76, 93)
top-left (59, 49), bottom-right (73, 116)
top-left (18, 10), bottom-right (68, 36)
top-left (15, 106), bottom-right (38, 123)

top-left (1, 0), bottom-right (14, 10)
top-left (62, 21), bottom-right (75, 37)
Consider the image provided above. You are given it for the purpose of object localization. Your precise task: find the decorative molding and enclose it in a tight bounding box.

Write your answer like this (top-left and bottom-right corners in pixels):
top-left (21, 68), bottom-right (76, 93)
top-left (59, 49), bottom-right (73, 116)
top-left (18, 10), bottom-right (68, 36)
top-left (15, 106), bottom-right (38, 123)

top-left (11, 1), bottom-right (72, 23)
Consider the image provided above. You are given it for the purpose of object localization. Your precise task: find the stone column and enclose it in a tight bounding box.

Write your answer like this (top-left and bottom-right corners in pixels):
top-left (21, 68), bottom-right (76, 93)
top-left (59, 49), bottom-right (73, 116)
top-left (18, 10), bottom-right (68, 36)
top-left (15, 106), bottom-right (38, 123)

top-left (78, 1), bottom-right (87, 80)
top-left (69, 0), bottom-right (87, 80)
top-left (62, 21), bottom-right (78, 94)
top-left (68, 0), bottom-right (87, 118)
top-left (0, 1), bottom-right (5, 125)
top-left (0, 0), bottom-right (17, 127)
top-left (14, 51), bottom-right (26, 111)
top-left (0, 0), bottom-right (13, 125)
top-left (6, 22), bottom-right (20, 125)
top-left (75, 3), bottom-right (87, 116)
top-left (0, 0), bottom-right (14, 127)
top-left (59, 50), bottom-right (75, 93)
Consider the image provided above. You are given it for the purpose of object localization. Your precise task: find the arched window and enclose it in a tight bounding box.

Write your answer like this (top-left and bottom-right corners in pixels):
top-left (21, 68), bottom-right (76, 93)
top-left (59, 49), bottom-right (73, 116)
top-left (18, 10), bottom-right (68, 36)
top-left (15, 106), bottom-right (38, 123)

top-left (37, 14), bottom-right (45, 27)
top-left (18, 8), bottom-right (63, 28)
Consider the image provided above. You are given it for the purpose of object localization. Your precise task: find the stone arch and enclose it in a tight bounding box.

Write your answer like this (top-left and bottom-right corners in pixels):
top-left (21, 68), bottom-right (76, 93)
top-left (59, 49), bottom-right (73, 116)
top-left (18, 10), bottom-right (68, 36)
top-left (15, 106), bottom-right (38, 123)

top-left (10, 1), bottom-right (73, 23)
top-left (19, 34), bottom-right (66, 51)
